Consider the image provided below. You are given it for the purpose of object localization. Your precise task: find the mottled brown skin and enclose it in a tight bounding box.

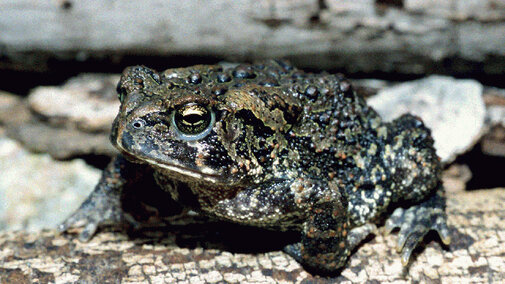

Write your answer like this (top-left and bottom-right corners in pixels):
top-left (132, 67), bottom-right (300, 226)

top-left (60, 60), bottom-right (450, 274)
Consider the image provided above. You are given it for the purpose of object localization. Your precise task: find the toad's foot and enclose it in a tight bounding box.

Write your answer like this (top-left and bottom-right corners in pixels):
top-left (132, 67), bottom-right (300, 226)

top-left (58, 155), bottom-right (141, 241)
top-left (58, 187), bottom-right (139, 242)
top-left (283, 223), bottom-right (377, 274)
top-left (385, 189), bottom-right (451, 265)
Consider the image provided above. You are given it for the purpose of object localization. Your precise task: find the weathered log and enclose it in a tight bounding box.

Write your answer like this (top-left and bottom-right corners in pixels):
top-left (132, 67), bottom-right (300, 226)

top-left (1, 0), bottom-right (504, 75)
top-left (1, 182), bottom-right (504, 283)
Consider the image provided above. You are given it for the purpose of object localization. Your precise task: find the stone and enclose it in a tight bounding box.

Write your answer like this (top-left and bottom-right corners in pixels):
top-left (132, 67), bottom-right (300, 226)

top-left (0, 134), bottom-right (101, 231)
top-left (1, 74), bottom-right (120, 159)
top-left (27, 74), bottom-right (120, 132)
top-left (481, 87), bottom-right (505, 157)
top-left (368, 76), bottom-right (486, 163)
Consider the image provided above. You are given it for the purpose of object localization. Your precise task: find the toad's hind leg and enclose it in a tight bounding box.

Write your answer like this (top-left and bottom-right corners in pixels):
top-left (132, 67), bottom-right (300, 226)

top-left (385, 184), bottom-right (451, 265)
top-left (383, 114), bottom-right (450, 264)
top-left (284, 194), bottom-right (376, 273)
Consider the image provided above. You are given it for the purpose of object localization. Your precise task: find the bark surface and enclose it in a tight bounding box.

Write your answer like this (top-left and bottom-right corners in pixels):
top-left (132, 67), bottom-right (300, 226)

top-left (1, 183), bottom-right (503, 283)
top-left (1, 0), bottom-right (504, 75)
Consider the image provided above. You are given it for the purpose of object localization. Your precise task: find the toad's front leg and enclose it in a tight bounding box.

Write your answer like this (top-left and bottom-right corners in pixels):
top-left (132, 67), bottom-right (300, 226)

top-left (59, 155), bottom-right (149, 241)
top-left (210, 178), bottom-right (375, 274)
top-left (283, 187), bottom-right (376, 274)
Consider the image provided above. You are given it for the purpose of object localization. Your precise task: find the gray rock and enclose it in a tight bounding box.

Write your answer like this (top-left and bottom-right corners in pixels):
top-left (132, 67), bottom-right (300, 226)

top-left (481, 87), bottom-right (505, 157)
top-left (0, 91), bottom-right (31, 127)
top-left (7, 123), bottom-right (118, 159)
top-left (1, 74), bottom-right (120, 159)
top-left (0, 91), bottom-right (20, 111)
top-left (368, 75), bottom-right (486, 163)
top-left (484, 87), bottom-right (505, 127)
top-left (28, 74), bottom-right (120, 132)
top-left (0, 134), bottom-right (101, 231)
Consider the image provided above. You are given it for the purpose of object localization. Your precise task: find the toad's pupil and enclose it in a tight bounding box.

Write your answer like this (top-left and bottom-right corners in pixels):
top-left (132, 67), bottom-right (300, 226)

top-left (183, 114), bottom-right (204, 125)
top-left (175, 104), bottom-right (211, 134)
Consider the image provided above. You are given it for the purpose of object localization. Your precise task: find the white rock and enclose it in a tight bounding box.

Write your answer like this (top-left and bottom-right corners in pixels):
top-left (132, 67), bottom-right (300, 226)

top-left (0, 135), bottom-right (101, 231)
top-left (368, 75), bottom-right (485, 163)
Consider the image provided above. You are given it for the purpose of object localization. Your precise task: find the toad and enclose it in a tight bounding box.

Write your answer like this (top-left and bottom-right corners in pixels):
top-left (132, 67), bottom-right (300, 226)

top-left (60, 60), bottom-right (450, 273)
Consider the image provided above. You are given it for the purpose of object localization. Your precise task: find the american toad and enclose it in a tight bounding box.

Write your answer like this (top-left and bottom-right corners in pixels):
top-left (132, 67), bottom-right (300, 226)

top-left (60, 60), bottom-right (450, 273)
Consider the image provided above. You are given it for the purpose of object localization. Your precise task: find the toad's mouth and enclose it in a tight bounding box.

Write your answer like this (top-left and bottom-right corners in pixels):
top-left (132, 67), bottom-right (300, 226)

top-left (118, 148), bottom-right (224, 184)
top-left (145, 157), bottom-right (224, 184)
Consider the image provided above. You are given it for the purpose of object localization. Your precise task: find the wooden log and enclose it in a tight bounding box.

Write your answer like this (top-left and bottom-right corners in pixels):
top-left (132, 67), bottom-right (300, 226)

top-left (1, 182), bottom-right (504, 282)
top-left (0, 0), bottom-right (504, 74)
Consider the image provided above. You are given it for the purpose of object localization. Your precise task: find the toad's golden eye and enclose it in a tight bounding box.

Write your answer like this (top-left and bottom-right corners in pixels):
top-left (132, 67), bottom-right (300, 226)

top-left (172, 103), bottom-right (215, 140)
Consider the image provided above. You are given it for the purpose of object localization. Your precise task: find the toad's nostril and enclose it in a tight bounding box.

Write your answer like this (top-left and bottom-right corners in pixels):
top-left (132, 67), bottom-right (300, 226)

top-left (132, 119), bottom-right (145, 129)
